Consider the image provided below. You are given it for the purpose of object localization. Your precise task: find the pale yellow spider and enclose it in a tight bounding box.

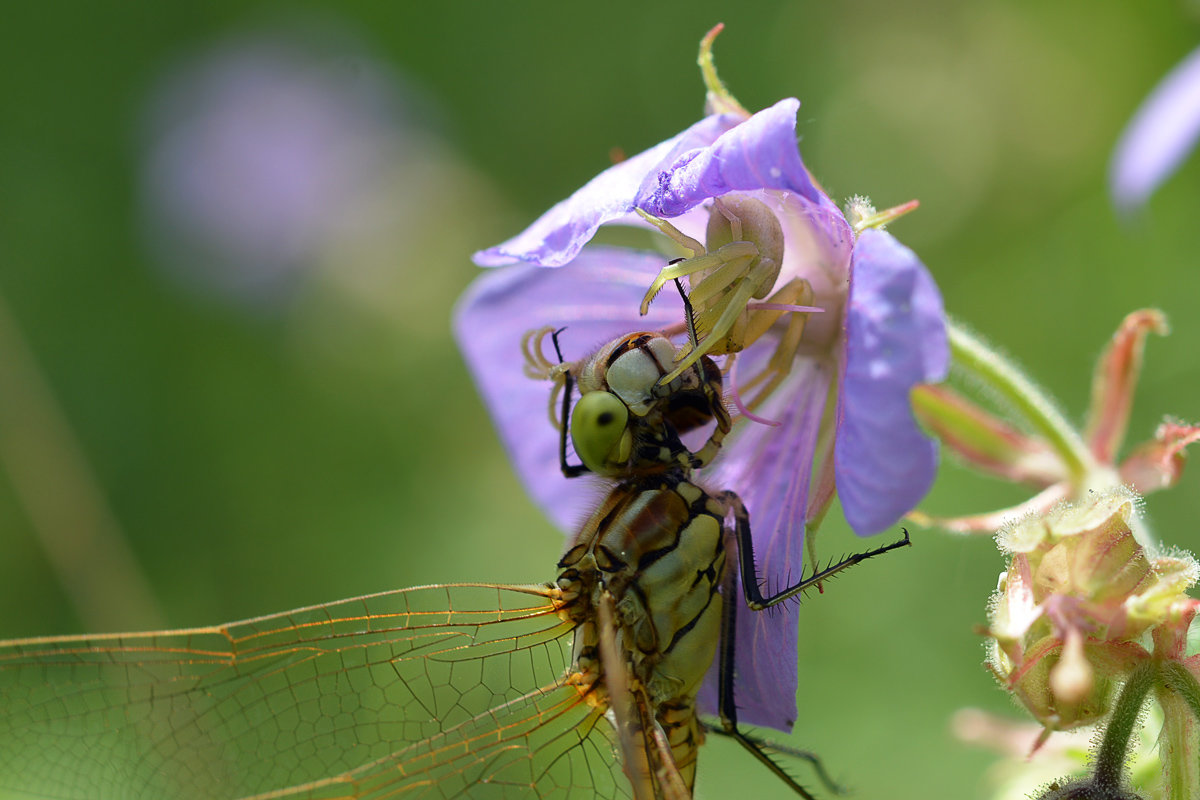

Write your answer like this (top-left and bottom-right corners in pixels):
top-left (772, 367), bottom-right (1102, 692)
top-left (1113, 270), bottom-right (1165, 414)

top-left (638, 195), bottom-right (816, 411)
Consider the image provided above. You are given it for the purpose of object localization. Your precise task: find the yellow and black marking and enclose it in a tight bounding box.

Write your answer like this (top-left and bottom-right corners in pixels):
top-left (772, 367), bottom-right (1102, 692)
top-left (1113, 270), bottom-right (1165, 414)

top-left (556, 466), bottom-right (725, 799)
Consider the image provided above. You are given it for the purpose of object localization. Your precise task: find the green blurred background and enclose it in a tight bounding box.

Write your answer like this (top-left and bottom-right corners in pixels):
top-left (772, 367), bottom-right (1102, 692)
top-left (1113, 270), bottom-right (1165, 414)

top-left (1, 2), bottom-right (1198, 798)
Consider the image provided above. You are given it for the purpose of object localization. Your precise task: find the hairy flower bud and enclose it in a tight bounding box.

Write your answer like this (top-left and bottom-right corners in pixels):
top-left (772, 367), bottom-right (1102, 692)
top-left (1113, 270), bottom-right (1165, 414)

top-left (985, 487), bottom-right (1198, 731)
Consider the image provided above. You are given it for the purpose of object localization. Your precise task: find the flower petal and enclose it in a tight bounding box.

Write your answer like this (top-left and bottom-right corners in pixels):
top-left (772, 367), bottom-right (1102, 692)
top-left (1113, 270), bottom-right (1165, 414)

top-left (1120, 419), bottom-right (1200, 495)
top-left (638, 98), bottom-right (825, 217)
top-left (1084, 309), bottom-right (1168, 464)
top-left (835, 229), bottom-right (948, 536)
top-left (473, 115), bottom-right (741, 268)
top-left (1110, 45), bottom-right (1200, 212)
top-left (697, 358), bottom-right (833, 732)
top-left (453, 247), bottom-right (679, 531)
top-left (473, 99), bottom-right (828, 269)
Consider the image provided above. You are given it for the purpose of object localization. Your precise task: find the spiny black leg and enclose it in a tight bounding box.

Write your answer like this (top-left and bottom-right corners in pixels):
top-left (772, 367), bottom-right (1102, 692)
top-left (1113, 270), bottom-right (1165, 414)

top-left (716, 546), bottom-right (739, 734)
top-left (702, 724), bottom-right (847, 796)
top-left (550, 327), bottom-right (589, 479)
top-left (673, 277), bottom-right (700, 351)
top-left (722, 489), bottom-right (911, 610)
top-left (748, 738), bottom-right (847, 796)
top-left (715, 551), bottom-right (819, 800)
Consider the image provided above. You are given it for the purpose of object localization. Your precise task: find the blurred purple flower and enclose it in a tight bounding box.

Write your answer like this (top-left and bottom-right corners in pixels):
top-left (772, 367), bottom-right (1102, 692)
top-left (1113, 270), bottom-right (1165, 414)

top-left (1111, 45), bottom-right (1200, 212)
top-left (455, 99), bottom-right (947, 731)
top-left (140, 30), bottom-right (406, 303)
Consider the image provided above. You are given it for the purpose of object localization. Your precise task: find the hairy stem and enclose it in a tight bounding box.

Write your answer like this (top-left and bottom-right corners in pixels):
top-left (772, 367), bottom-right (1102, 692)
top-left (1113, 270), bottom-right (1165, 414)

top-left (1094, 661), bottom-right (1156, 790)
top-left (946, 319), bottom-right (1094, 483)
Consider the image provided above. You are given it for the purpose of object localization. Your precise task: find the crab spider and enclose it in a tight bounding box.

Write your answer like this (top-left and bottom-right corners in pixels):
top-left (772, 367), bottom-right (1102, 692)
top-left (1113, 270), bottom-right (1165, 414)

top-left (638, 195), bottom-right (818, 411)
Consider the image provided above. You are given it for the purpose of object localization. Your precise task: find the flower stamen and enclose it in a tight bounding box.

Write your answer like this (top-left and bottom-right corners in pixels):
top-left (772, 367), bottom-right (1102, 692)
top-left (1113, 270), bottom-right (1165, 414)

top-left (727, 354), bottom-right (781, 427)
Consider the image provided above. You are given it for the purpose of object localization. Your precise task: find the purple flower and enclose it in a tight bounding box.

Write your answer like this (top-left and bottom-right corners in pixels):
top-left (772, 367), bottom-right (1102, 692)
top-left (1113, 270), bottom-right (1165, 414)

top-left (140, 30), bottom-right (406, 303)
top-left (455, 99), bottom-right (948, 731)
top-left (1111, 45), bottom-right (1200, 212)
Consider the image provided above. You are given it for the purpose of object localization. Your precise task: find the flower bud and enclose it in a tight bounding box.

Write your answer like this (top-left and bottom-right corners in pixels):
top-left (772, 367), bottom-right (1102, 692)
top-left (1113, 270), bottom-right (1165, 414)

top-left (985, 487), bottom-right (1198, 731)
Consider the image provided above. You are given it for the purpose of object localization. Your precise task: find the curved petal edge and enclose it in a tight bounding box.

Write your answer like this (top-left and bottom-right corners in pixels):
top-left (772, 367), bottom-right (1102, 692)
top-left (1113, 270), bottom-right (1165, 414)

top-left (835, 229), bottom-right (948, 536)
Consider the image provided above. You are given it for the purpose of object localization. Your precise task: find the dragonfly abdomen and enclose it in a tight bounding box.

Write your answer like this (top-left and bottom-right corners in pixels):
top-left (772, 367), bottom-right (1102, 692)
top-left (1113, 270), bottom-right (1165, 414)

top-left (560, 472), bottom-right (730, 796)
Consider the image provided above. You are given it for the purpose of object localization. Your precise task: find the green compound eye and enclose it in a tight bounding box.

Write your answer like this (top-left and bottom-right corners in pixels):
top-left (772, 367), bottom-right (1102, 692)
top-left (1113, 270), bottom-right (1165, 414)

top-left (570, 391), bottom-right (632, 474)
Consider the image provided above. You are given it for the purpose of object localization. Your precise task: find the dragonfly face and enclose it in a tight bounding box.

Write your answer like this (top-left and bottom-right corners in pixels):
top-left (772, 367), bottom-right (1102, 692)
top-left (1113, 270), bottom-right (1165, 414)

top-left (574, 332), bottom-right (722, 433)
top-left (558, 331), bottom-right (731, 479)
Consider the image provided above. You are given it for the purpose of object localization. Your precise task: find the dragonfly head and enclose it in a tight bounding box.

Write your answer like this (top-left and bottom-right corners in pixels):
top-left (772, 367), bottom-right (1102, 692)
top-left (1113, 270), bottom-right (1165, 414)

top-left (561, 331), bottom-right (727, 477)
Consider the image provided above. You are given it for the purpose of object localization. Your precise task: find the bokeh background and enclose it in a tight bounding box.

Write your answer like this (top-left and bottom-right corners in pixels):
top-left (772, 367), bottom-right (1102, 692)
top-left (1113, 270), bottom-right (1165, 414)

top-left (2, 2), bottom-right (1198, 798)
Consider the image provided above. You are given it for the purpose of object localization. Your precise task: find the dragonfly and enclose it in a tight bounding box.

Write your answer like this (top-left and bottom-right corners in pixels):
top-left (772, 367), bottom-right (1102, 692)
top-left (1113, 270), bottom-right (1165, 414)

top-left (0, 326), bottom-right (906, 800)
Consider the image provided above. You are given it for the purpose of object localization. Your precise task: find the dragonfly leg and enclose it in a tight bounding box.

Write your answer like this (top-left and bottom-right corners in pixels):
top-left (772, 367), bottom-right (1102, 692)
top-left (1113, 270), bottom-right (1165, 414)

top-left (551, 329), bottom-right (590, 479)
top-left (701, 721), bottom-right (848, 797)
top-left (714, 554), bottom-right (821, 800)
top-left (656, 280), bottom-right (731, 470)
top-left (720, 490), bottom-right (912, 611)
top-left (709, 492), bottom-right (908, 796)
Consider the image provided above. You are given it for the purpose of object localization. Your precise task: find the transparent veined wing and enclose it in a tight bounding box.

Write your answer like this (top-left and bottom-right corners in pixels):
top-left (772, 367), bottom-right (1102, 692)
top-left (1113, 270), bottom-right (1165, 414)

top-left (0, 583), bottom-right (628, 800)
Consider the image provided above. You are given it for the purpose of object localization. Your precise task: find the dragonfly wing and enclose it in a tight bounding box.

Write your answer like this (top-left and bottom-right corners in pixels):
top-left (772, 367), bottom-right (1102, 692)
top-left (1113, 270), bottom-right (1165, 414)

top-left (248, 682), bottom-right (622, 800)
top-left (0, 583), bottom-right (627, 800)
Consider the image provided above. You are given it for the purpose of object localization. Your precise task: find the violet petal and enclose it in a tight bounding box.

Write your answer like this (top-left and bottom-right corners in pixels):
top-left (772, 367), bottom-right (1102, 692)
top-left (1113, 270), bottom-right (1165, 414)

top-left (697, 358), bottom-right (833, 731)
top-left (473, 115), bottom-right (741, 268)
top-left (639, 98), bottom-right (823, 217)
top-left (835, 229), bottom-right (948, 536)
top-left (1111, 45), bottom-right (1200, 212)
top-left (453, 247), bottom-right (679, 531)
top-left (474, 99), bottom-right (825, 269)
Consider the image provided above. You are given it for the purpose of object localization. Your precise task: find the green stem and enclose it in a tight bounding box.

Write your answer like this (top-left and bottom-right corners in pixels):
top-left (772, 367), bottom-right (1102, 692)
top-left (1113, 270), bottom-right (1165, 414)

top-left (946, 319), bottom-right (1094, 483)
top-left (1157, 686), bottom-right (1197, 800)
top-left (1093, 661), bottom-right (1157, 790)
top-left (1160, 660), bottom-right (1200, 800)
top-left (1161, 661), bottom-right (1200, 721)
top-left (697, 24), bottom-right (748, 117)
